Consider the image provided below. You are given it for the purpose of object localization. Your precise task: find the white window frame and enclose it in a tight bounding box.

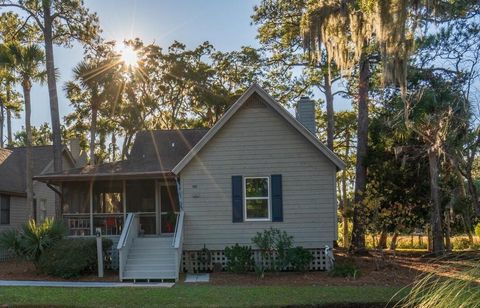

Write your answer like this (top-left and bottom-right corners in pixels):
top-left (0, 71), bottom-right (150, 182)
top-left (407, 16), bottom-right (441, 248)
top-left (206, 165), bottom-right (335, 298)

top-left (244, 176), bottom-right (270, 222)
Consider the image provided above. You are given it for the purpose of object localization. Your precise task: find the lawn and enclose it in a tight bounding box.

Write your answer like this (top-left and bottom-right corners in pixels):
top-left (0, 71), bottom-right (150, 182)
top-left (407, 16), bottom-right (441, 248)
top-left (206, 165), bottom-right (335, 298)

top-left (0, 285), bottom-right (408, 307)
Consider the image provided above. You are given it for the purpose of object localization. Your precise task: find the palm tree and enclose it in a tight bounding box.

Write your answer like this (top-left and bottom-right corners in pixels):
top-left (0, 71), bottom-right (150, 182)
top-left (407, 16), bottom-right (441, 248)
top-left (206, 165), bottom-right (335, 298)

top-left (0, 44), bottom-right (46, 220)
top-left (65, 58), bottom-right (118, 165)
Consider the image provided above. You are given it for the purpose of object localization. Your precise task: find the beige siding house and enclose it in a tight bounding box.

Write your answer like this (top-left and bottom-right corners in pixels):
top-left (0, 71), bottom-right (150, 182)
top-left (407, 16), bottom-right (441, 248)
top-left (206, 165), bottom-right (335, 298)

top-left (179, 93), bottom-right (338, 250)
top-left (37, 85), bottom-right (344, 281)
top-left (0, 145), bottom-right (81, 232)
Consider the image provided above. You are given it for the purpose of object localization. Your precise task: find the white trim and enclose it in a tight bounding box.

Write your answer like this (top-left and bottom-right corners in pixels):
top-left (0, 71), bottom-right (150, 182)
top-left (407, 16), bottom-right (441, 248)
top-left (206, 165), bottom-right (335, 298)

top-left (172, 84), bottom-right (345, 174)
top-left (243, 176), bottom-right (270, 222)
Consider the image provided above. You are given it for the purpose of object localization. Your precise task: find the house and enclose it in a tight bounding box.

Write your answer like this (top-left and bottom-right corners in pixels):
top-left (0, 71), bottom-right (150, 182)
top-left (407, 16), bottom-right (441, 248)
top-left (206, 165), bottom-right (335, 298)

top-left (0, 143), bottom-right (85, 234)
top-left (36, 85), bottom-right (345, 281)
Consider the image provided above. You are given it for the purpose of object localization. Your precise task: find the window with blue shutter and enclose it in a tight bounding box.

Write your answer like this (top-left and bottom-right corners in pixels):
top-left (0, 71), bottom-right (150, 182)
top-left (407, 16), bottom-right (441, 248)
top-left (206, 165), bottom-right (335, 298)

top-left (232, 176), bottom-right (243, 222)
top-left (271, 175), bottom-right (283, 222)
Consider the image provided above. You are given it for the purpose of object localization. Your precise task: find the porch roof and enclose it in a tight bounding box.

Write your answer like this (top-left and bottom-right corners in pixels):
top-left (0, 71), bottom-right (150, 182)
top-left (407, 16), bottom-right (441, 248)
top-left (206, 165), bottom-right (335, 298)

top-left (34, 129), bottom-right (208, 183)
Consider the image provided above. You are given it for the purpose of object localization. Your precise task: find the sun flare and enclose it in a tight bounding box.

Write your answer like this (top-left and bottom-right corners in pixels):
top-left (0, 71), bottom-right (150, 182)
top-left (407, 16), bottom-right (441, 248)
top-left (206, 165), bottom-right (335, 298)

top-left (117, 45), bottom-right (138, 68)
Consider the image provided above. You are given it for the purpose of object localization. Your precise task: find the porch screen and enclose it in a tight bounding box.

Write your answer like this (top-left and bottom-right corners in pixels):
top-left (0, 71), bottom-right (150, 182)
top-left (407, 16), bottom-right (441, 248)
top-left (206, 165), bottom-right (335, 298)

top-left (62, 182), bottom-right (90, 214)
top-left (92, 181), bottom-right (124, 236)
top-left (62, 182), bottom-right (90, 236)
top-left (93, 181), bottom-right (123, 213)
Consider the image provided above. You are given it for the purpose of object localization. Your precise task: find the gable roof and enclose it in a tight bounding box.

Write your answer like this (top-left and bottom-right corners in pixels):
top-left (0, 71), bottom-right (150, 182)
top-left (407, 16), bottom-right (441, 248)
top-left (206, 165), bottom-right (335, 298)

top-left (35, 129), bottom-right (209, 182)
top-left (172, 84), bottom-right (345, 174)
top-left (0, 145), bottom-right (62, 195)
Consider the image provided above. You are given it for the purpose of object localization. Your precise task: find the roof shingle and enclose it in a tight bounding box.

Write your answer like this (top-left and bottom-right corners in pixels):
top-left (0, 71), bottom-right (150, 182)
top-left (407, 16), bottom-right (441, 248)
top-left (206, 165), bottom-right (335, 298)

top-left (0, 146), bottom-right (55, 195)
top-left (35, 129), bottom-right (208, 181)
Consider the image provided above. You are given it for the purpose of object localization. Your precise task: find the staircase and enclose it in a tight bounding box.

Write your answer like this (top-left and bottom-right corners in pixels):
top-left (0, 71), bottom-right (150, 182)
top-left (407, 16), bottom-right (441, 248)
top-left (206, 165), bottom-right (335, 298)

top-left (123, 237), bottom-right (177, 281)
top-left (117, 213), bottom-right (184, 282)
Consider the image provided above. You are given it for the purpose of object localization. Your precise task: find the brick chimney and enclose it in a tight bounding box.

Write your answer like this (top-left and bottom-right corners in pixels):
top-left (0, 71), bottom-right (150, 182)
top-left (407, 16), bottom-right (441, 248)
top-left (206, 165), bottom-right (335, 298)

top-left (296, 96), bottom-right (316, 134)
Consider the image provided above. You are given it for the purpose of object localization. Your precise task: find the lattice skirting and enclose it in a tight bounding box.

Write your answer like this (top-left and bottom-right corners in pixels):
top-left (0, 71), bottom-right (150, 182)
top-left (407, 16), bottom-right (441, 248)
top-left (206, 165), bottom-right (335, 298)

top-left (105, 236), bottom-right (119, 270)
top-left (182, 248), bottom-right (332, 273)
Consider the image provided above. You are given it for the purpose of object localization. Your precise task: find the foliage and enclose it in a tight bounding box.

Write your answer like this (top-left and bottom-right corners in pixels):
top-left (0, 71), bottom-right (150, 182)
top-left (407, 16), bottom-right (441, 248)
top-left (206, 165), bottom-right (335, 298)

top-left (11, 123), bottom-right (52, 146)
top-left (252, 228), bottom-right (293, 271)
top-left (287, 247), bottom-right (313, 272)
top-left (0, 218), bottom-right (66, 264)
top-left (224, 244), bottom-right (254, 274)
top-left (475, 223), bottom-right (480, 238)
top-left (38, 238), bottom-right (112, 278)
top-left (398, 257), bottom-right (480, 308)
top-left (329, 261), bottom-right (360, 279)
top-left (452, 237), bottom-right (474, 251)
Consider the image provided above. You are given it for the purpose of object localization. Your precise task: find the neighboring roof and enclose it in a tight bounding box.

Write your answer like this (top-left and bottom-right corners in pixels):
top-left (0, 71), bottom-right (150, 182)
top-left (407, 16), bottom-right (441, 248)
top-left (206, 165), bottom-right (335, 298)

top-left (0, 145), bottom-right (58, 195)
top-left (35, 129), bottom-right (209, 182)
top-left (172, 84), bottom-right (346, 173)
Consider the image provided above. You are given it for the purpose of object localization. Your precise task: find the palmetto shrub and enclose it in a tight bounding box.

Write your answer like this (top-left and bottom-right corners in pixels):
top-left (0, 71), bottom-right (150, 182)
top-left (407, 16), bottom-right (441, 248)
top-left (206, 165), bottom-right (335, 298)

top-left (0, 218), bottom-right (66, 265)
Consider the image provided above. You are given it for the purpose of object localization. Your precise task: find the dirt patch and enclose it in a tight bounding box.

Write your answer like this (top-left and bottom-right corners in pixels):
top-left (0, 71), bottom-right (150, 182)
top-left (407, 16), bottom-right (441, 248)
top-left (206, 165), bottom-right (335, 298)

top-left (198, 250), bottom-right (480, 287)
top-left (0, 260), bottom-right (118, 282)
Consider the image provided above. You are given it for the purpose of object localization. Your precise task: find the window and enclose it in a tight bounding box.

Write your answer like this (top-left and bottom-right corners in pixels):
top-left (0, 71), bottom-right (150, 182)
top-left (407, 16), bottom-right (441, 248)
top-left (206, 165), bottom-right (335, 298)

top-left (1, 194), bottom-right (10, 225)
top-left (244, 177), bottom-right (270, 221)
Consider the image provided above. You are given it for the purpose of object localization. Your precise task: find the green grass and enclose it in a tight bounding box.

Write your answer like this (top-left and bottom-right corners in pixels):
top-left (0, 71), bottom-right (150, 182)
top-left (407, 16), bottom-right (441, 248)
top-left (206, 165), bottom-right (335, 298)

top-left (0, 285), bottom-right (408, 307)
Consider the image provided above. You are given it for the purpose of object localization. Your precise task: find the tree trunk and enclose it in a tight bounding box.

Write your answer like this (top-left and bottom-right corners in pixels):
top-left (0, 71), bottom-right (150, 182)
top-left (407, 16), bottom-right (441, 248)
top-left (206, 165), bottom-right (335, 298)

top-left (377, 231), bottom-right (388, 249)
top-left (390, 232), bottom-right (399, 251)
top-left (111, 132), bottom-right (116, 162)
top-left (341, 129), bottom-right (351, 248)
top-left (445, 208), bottom-right (452, 252)
top-left (6, 84), bottom-right (12, 146)
top-left (42, 8), bottom-right (62, 219)
top-left (0, 98), bottom-right (4, 148)
top-left (324, 64), bottom-right (334, 151)
top-left (23, 84), bottom-right (34, 220)
top-left (428, 149), bottom-right (445, 255)
top-left (90, 106), bottom-right (97, 165)
top-left (351, 55), bottom-right (369, 252)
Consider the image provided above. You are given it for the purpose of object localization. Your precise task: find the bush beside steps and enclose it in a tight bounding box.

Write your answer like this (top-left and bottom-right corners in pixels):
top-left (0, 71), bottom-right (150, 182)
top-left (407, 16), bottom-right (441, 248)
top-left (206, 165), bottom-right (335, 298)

top-left (38, 238), bottom-right (113, 279)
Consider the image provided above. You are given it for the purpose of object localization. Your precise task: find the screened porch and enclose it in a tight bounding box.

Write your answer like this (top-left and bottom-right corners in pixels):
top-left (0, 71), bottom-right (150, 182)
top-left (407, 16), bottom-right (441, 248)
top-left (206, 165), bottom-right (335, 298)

top-left (61, 179), bottom-right (180, 237)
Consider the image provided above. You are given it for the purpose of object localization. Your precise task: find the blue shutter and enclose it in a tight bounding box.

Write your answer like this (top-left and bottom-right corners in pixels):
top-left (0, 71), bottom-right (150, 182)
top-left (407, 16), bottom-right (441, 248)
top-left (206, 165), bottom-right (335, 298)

top-left (271, 175), bottom-right (283, 222)
top-left (232, 176), bottom-right (243, 222)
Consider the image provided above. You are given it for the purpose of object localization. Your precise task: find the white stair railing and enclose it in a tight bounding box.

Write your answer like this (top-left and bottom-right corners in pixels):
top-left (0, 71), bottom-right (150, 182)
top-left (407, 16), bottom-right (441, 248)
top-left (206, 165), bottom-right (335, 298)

top-left (172, 210), bottom-right (185, 280)
top-left (117, 213), bottom-right (138, 281)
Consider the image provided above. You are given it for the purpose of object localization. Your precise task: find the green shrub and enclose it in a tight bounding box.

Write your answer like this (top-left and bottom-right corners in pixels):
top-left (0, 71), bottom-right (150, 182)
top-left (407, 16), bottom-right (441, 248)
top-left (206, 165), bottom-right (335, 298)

top-left (287, 247), bottom-right (313, 272)
top-left (329, 261), bottom-right (360, 279)
top-left (38, 238), bottom-right (112, 278)
top-left (224, 244), bottom-right (254, 273)
top-left (452, 237), bottom-right (472, 250)
top-left (252, 228), bottom-right (293, 271)
top-left (475, 223), bottom-right (480, 238)
top-left (0, 218), bottom-right (66, 264)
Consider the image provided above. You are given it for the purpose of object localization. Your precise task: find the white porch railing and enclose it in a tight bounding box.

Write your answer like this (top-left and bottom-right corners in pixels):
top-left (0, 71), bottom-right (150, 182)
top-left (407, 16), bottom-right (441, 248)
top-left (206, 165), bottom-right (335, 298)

top-left (117, 213), bottom-right (138, 281)
top-left (172, 210), bottom-right (184, 280)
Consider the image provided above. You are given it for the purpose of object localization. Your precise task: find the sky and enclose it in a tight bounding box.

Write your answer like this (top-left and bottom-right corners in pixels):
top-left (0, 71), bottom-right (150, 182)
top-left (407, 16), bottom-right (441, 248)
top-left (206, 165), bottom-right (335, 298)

top-left (8, 0), bottom-right (354, 138)
top-left (14, 0), bottom-right (262, 134)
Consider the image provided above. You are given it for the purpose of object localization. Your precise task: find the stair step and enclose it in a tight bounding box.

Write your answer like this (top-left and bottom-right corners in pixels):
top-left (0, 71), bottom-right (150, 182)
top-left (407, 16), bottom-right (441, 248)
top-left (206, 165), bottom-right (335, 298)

top-left (126, 259), bottom-right (175, 266)
top-left (125, 263), bottom-right (175, 271)
top-left (123, 270), bottom-right (176, 280)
